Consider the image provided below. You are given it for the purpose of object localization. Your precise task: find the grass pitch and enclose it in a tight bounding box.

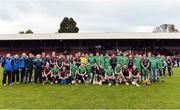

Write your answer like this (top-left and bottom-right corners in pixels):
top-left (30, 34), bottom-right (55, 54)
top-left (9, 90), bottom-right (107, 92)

top-left (0, 67), bottom-right (180, 109)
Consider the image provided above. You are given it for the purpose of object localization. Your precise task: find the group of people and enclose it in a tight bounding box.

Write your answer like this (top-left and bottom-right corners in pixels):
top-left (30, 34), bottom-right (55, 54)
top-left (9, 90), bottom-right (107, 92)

top-left (1, 50), bottom-right (174, 87)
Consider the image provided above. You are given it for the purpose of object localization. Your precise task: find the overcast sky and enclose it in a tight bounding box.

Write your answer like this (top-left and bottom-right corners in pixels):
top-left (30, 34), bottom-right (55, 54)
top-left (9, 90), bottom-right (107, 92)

top-left (0, 0), bottom-right (179, 34)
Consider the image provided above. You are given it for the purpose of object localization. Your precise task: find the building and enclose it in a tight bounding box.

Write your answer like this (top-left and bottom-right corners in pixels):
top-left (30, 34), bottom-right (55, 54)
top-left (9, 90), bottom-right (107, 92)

top-left (0, 32), bottom-right (179, 55)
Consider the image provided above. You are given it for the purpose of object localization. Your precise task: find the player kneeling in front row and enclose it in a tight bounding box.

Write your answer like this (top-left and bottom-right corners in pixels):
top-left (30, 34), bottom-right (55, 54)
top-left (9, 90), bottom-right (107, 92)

top-left (42, 62), bottom-right (51, 84)
top-left (105, 66), bottom-right (114, 86)
top-left (122, 65), bottom-right (131, 85)
top-left (59, 67), bottom-right (68, 85)
top-left (92, 63), bottom-right (101, 85)
top-left (114, 64), bottom-right (123, 85)
top-left (77, 64), bottom-right (86, 84)
top-left (50, 64), bottom-right (60, 84)
top-left (86, 63), bottom-right (93, 84)
top-left (131, 65), bottom-right (140, 87)
top-left (69, 61), bottom-right (78, 84)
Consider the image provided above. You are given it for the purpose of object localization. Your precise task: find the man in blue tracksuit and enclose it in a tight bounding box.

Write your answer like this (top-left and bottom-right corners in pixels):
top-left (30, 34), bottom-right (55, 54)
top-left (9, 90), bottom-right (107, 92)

top-left (11, 54), bottom-right (20, 84)
top-left (2, 53), bottom-right (12, 86)
top-left (26, 53), bottom-right (34, 83)
top-left (33, 54), bottom-right (44, 83)
top-left (19, 52), bottom-right (27, 83)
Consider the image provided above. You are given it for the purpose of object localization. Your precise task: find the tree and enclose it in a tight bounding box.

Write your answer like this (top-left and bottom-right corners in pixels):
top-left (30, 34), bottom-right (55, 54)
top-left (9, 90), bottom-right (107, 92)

top-left (19, 29), bottom-right (33, 34)
top-left (25, 29), bottom-right (33, 34)
top-left (19, 31), bottom-right (25, 34)
top-left (58, 17), bottom-right (79, 33)
top-left (153, 24), bottom-right (179, 33)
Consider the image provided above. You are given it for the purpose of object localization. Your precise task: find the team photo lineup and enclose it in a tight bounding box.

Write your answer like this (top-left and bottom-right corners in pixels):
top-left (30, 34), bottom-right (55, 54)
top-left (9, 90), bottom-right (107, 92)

top-left (1, 49), bottom-right (176, 87)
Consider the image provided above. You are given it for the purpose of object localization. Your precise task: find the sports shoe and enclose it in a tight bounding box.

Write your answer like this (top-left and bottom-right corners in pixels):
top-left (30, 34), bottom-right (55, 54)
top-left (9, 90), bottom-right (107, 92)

top-left (116, 83), bottom-right (119, 86)
top-left (71, 81), bottom-right (75, 84)
top-left (132, 81), bottom-right (136, 85)
top-left (108, 83), bottom-right (111, 86)
top-left (126, 82), bottom-right (129, 85)
top-left (99, 81), bottom-right (102, 85)
top-left (136, 83), bottom-right (140, 87)
top-left (3, 84), bottom-right (6, 87)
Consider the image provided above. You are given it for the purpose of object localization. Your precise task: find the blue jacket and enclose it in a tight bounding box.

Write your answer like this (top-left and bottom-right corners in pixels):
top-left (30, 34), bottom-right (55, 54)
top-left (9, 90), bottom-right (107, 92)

top-left (12, 58), bottom-right (20, 71)
top-left (2, 58), bottom-right (12, 72)
top-left (19, 57), bottom-right (27, 68)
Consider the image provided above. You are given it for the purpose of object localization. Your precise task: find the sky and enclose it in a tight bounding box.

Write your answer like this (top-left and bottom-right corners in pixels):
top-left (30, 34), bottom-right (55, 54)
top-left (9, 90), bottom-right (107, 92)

top-left (0, 0), bottom-right (180, 34)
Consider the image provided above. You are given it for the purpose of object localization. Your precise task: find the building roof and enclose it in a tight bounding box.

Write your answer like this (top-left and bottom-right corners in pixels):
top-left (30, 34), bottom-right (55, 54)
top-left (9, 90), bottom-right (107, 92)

top-left (0, 32), bottom-right (179, 40)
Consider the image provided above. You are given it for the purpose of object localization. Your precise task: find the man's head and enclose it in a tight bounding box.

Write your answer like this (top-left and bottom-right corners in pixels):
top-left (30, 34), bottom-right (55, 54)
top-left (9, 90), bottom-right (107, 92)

top-left (36, 54), bottom-right (41, 58)
top-left (42, 52), bottom-right (46, 57)
top-left (22, 52), bottom-right (26, 58)
top-left (29, 53), bottom-right (33, 58)
top-left (14, 54), bottom-right (19, 59)
top-left (52, 51), bottom-right (56, 57)
top-left (6, 53), bottom-right (11, 58)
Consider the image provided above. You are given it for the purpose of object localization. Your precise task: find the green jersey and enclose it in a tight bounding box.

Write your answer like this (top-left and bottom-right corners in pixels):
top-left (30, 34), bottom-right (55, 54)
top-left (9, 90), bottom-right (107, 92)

top-left (115, 66), bottom-right (122, 73)
top-left (86, 65), bottom-right (92, 75)
top-left (106, 69), bottom-right (114, 76)
top-left (104, 57), bottom-right (110, 69)
top-left (51, 68), bottom-right (59, 75)
top-left (122, 56), bottom-right (129, 66)
top-left (70, 64), bottom-right (78, 75)
top-left (87, 57), bottom-right (95, 65)
top-left (157, 57), bottom-right (163, 69)
top-left (134, 57), bottom-right (141, 70)
top-left (99, 56), bottom-right (105, 66)
top-left (150, 58), bottom-right (157, 69)
top-left (116, 55), bottom-right (123, 65)
top-left (79, 66), bottom-right (86, 74)
top-left (95, 56), bottom-right (101, 65)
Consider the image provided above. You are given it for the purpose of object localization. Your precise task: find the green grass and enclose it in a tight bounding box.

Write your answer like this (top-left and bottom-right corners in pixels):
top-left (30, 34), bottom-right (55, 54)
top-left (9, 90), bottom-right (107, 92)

top-left (0, 67), bottom-right (180, 109)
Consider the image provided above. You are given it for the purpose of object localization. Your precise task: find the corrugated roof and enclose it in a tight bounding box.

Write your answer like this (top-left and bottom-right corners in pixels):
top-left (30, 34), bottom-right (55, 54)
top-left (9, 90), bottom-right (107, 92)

top-left (0, 32), bottom-right (179, 40)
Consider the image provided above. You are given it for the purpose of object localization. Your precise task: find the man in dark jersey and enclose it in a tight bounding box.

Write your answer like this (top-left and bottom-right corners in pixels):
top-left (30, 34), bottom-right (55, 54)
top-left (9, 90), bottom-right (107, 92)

top-left (33, 54), bottom-right (44, 83)
top-left (92, 63), bottom-right (100, 85)
top-left (128, 55), bottom-right (134, 74)
top-left (141, 54), bottom-right (150, 85)
top-left (59, 66), bottom-right (68, 85)
top-left (110, 53), bottom-right (117, 71)
top-left (122, 65), bottom-right (130, 85)
top-left (26, 53), bottom-right (34, 83)
top-left (131, 65), bottom-right (140, 87)
top-left (167, 56), bottom-right (173, 77)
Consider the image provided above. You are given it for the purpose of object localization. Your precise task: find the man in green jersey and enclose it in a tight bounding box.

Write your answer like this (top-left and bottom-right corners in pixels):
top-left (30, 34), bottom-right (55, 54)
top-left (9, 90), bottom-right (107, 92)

top-left (116, 52), bottom-right (123, 66)
top-left (150, 55), bottom-right (158, 83)
top-left (77, 64), bottom-right (86, 83)
top-left (70, 60), bottom-right (78, 84)
top-left (86, 63), bottom-right (93, 83)
top-left (95, 52), bottom-right (101, 66)
top-left (104, 53), bottom-right (110, 69)
top-left (87, 53), bottom-right (95, 66)
top-left (105, 66), bottom-right (114, 86)
top-left (134, 53), bottom-right (141, 72)
top-left (157, 54), bottom-right (164, 82)
top-left (99, 53), bottom-right (105, 67)
top-left (114, 64), bottom-right (122, 85)
top-left (122, 53), bottom-right (129, 67)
